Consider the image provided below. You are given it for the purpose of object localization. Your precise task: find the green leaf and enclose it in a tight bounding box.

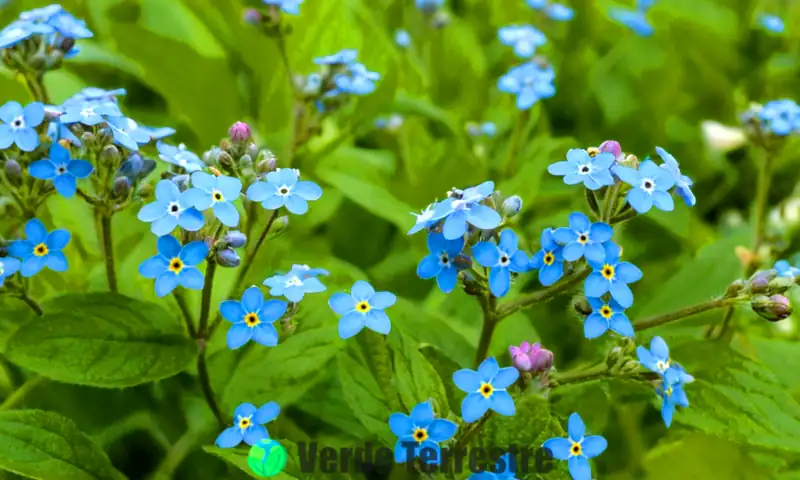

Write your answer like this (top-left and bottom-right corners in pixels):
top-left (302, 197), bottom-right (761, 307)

top-left (418, 346), bottom-right (464, 416)
top-left (388, 330), bottom-right (450, 416)
top-left (4, 293), bottom-right (195, 388)
top-left (471, 394), bottom-right (563, 449)
top-left (203, 446), bottom-right (298, 480)
top-left (0, 409), bottom-right (125, 480)
top-left (643, 433), bottom-right (767, 479)
top-left (335, 348), bottom-right (394, 446)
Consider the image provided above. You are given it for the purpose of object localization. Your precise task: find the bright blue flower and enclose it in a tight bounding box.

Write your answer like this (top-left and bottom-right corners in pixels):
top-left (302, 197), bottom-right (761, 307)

top-left (760, 14), bottom-right (784, 34)
top-left (246, 168), bottom-right (322, 215)
top-left (389, 401), bottom-right (457, 464)
top-left (47, 10), bottom-right (93, 39)
top-left (656, 147), bottom-right (695, 207)
top-left (395, 29), bottom-right (411, 47)
top-left (610, 8), bottom-right (654, 36)
top-left (498, 62), bottom-right (555, 110)
top-left (453, 357), bottom-right (518, 423)
top-left (19, 5), bottom-right (64, 22)
top-left (407, 203), bottom-right (439, 235)
top-left (529, 228), bottom-right (564, 286)
top-left (329, 280), bottom-right (396, 339)
top-left (0, 20), bottom-right (53, 48)
top-left (215, 401), bottom-right (280, 448)
top-left (417, 232), bottom-right (465, 293)
top-left (67, 87), bottom-right (126, 104)
top-left (333, 63), bottom-right (380, 96)
top-left (0, 101), bottom-right (44, 152)
top-left (8, 218), bottom-right (70, 277)
top-left (636, 336), bottom-right (671, 376)
top-left (481, 122), bottom-right (496, 136)
top-left (613, 159), bottom-right (676, 214)
top-left (758, 99), bottom-right (800, 136)
top-left (156, 141), bottom-right (205, 173)
top-left (106, 116), bottom-right (154, 151)
top-left (139, 124), bottom-right (175, 141)
top-left (473, 229), bottom-right (530, 298)
top-left (138, 235), bottom-right (208, 297)
top-left (0, 257), bottom-right (21, 288)
top-left (287, 264), bottom-right (330, 279)
top-left (263, 0), bottom-right (304, 15)
top-left (656, 367), bottom-right (691, 427)
top-left (498, 25), bottom-right (546, 58)
top-left (431, 181), bottom-right (501, 240)
top-left (545, 4), bottom-right (574, 21)
top-left (314, 49), bottom-right (358, 65)
top-left (47, 120), bottom-right (81, 147)
top-left (220, 286), bottom-right (288, 349)
top-left (28, 143), bottom-right (93, 198)
top-left (469, 453), bottom-right (519, 479)
top-left (552, 212), bottom-right (613, 264)
top-left (542, 413), bottom-right (607, 480)
top-left (774, 260), bottom-right (800, 279)
top-left (58, 100), bottom-right (121, 126)
top-left (547, 149), bottom-right (615, 191)
top-left (137, 179), bottom-right (205, 236)
top-left (415, 0), bottom-right (443, 13)
top-left (526, 0), bottom-right (547, 8)
top-left (584, 297), bottom-right (633, 339)
top-left (584, 242), bottom-right (642, 308)
top-left (263, 269), bottom-right (326, 303)
top-left (183, 172), bottom-right (243, 227)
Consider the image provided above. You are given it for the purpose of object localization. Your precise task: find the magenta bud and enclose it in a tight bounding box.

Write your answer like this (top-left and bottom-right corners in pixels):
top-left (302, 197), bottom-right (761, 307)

top-left (598, 140), bottom-right (622, 159)
top-left (512, 352), bottom-right (532, 371)
top-left (229, 121), bottom-right (252, 144)
top-left (509, 341), bottom-right (553, 373)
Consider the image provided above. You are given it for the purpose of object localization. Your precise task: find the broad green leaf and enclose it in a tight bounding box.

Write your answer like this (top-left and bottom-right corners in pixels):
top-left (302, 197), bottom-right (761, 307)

top-left (335, 349), bottom-right (393, 446)
top-left (0, 409), bottom-right (125, 480)
top-left (5, 293), bottom-right (195, 388)
top-left (388, 330), bottom-right (450, 417)
top-left (471, 393), bottom-right (564, 449)
top-left (393, 297), bottom-right (475, 368)
top-left (643, 433), bottom-right (767, 480)
top-left (419, 346), bottom-right (464, 416)
top-left (550, 382), bottom-right (611, 435)
top-left (740, 337), bottom-right (800, 394)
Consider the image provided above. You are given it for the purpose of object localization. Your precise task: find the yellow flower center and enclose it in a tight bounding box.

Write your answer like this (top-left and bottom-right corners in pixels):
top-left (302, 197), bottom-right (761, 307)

top-left (33, 243), bottom-right (48, 257)
top-left (665, 386), bottom-right (673, 397)
top-left (656, 360), bottom-right (670, 372)
top-left (586, 147), bottom-right (599, 157)
top-left (570, 441), bottom-right (582, 456)
top-left (600, 305), bottom-right (613, 319)
top-left (168, 258), bottom-right (184, 274)
top-left (479, 382), bottom-right (494, 399)
top-left (356, 301), bottom-right (371, 313)
top-left (213, 191), bottom-right (224, 202)
top-left (245, 313), bottom-right (260, 328)
top-left (238, 417), bottom-right (251, 430)
top-left (413, 427), bottom-right (428, 443)
top-left (601, 264), bottom-right (615, 280)
top-left (543, 252), bottom-right (555, 266)
top-left (578, 234), bottom-right (588, 244)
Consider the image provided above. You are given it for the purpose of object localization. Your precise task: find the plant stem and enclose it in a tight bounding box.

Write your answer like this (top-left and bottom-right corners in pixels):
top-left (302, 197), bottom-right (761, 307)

top-left (474, 294), bottom-right (498, 368)
top-left (100, 213), bottom-right (118, 293)
top-left (585, 188), bottom-right (601, 220)
top-left (549, 364), bottom-right (609, 388)
top-left (505, 109), bottom-right (529, 175)
top-left (746, 148), bottom-right (772, 278)
top-left (610, 207), bottom-right (637, 225)
top-left (276, 33), bottom-right (296, 95)
top-left (453, 412), bottom-right (492, 451)
top-left (173, 291), bottom-right (196, 338)
top-left (197, 260), bottom-right (218, 338)
top-left (602, 182), bottom-right (623, 222)
top-left (497, 267), bottom-right (590, 320)
top-left (18, 292), bottom-right (44, 316)
top-left (634, 297), bottom-right (741, 331)
top-left (22, 73), bottom-right (50, 104)
top-left (0, 376), bottom-right (45, 411)
top-left (197, 345), bottom-right (225, 427)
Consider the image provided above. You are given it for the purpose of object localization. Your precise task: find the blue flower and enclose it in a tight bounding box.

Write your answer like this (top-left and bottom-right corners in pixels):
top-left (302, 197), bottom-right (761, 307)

top-left (47, 10), bottom-right (93, 39)
top-left (613, 159), bottom-right (676, 214)
top-left (220, 286), bottom-right (288, 349)
top-left (389, 401), bottom-right (457, 464)
top-left (314, 49), bottom-right (358, 65)
top-left (774, 260), bottom-right (800, 279)
top-left (498, 62), bottom-right (556, 110)
top-left (263, 270), bottom-right (326, 303)
top-left (758, 99), bottom-right (800, 136)
top-left (469, 453), bottom-right (518, 479)
top-left (287, 264), bottom-right (330, 279)
top-left (47, 120), bottom-right (81, 147)
top-left (417, 232), bottom-right (465, 294)
top-left (431, 181), bottom-right (502, 240)
top-left (329, 281), bottom-right (396, 339)
top-left (636, 336), bottom-right (671, 376)
top-left (215, 402), bottom-right (280, 448)
top-left (183, 172), bottom-right (242, 227)
top-left (138, 236), bottom-right (209, 297)
top-left (156, 141), bottom-right (205, 172)
top-left (407, 203), bottom-right (439, 235)
top-left (246, 168), bottom-right (322, 215)
top-left (656, 368), bottom-right (691, 427)
top-left (58, 101), bottom-right (121, 126)
top-left (636, 0), bottom-right (656, 9)
top-left (584, 297), bottom-right (633, 339)
top-left (0, 20), bottom-right (53, 48)
top-left (333, 63), bottom-right (381, 96)
top-left (526, 0), bottom-right (547, 8)
top-left (67, 87), bottom-right (126, 103)
top-left (473, 229), bottom-right (530, 298)
top-left (655, 147), bottom-right (695, 207)
top-left (8, 218), bottom-right (70, 277)
top-left (584, 242), bottom-right (641, 308)
top-left (547, 149), bottom-right (615, 191)
top-left (453, 357), bottom-right (519, 423)
top-left (415, 0), bottom-right (443, 13)
top-left (28, 143), bottom-right (93, 198)
top-left (0, 257), bottom-right (21, 288)
top-left (466, 121), bottom-right (496, 137)
top-left (263, 0), bottom-right (304, 15)
top-left (544, 4), bottom-right (574, 21)
top-left (106, 116), bottom-right (155, 151)
top-left (137, 179), bottom-right (205, 236)
top-left (498, 25), bottom-right (546, 58)
top-left (542, 413), bottom-right (607, 480)
top-left (19, 5), bottom-right (64, 22)
top-left (0, 101), bottom-right (45, 152)
top-left (552, 212), bottom-right (613, 264)
top-left (529, 229), bottom-right (564, 287)
top-left (610, 8), bottom-right (654, 36)
top-left (760, 14), bottom-right (784, 34)
top-left (395, 29), bottom-right (411, 47)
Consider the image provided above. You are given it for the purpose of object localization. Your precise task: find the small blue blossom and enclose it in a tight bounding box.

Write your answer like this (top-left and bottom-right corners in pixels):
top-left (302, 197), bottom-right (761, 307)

top-left (395, 29), bottom-right (411, 47)
top-left (498, 25), bottom-right (546, 58)
top-left (498, 62), bottom-right (556, 110)
top-left (584, 297), bottom-right (633, 339)
top-left (287, 264), bottom-right (330, 279)
top-left (215, 402), bottom-right (280, 448)
top-left (417, 232), bottom-right (465, 293)
top-left (389, 401), bottom-right (457, 464)
top-left (183, 172), bottom-right (243, 227)
top-left (156, 141), bottom-right (205, 172)
top-left (453, 357), bottom-right (519, 423)
top-left (613, 159), bottom-right (676, 214)
top-left (466, 121), bottom-right (496, 137)
top-left (584, 242), bottom-right (642, 308)
top-left (636, 336), bottom-right (672, 376)
top-left (758, 99), bottom-right (800, 136)
top-left (314, 49), bottom-right (358, 65)
top-left (19, 5), bottom-right (64, 22)
top-left (610, 8), bottom-right (654, 36)
top-left (407, 203), bottom-right (439, 235)
top-left (106, 116), bottom-right (155, 151)
top-left (137, 179), bottom-right (205, 236)
top-left (0, 20), bottom-right (54, 49)
top-left (431, 181), bottom-right (502, 240)
top-left (246, 168), bottom-right (322, 215)
top-left (657, 369), bottom-right (690, 428)
top-left (47, 10), bottom-right (93, 39)
top-left (375, 114), bottom-right (404, 132)
top-left (547, 149), bottom-right (615, 191)
top-left (28, 143), bottom-right (93, 198)
top-left (472, 229), bottom-right (530, 298)
top-left (220, 286), bottom-right (288, 349)
top-left (0, 101), bottom-right (45, 152)
top-left (552, 212), bottom-right (613, 264)
top-left (760, 14), bottom-right (784, 34)
top-left (333, 63), bottom-right (381, 96)
top-left (656, 147), bottom-right (695, 207)
top-left (263, 0), bottom-right (304, 15)
top-left (774, 260), bottom-right (800, 279)
top-left (47, 120), bottom-right (82, 147)
top-left (544, 4), bottom-right (574, 21)
top-left (0, 257), bottom-right (21, 288)
top-left (58, 100), bottom-right (121, 126)
top-left (263, 269), bottom-right (326, 303)
top-left (529, 228), bottom-right (564, 287)
top-left (469, 453), bottom-right (519, 479)
top-left (8, 218), bottom-right (71, 277)
top-left (329, 281), bottom-right (396, 339)
top-left (67, 87), bottom-right (126, 104)
top-left (526, 0), bottom-right (547, 8)
top-left (542, 413), bottom-right (607, 480)
top-left (138, 236), bottom-right (209, 297)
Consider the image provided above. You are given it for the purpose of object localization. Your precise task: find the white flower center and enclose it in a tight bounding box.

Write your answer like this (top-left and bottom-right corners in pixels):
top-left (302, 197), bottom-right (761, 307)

top-left (578, 164), bottom-right (592, 175)
top-left (167, 201), bottom-right (182, 217)
top-left (641, 178), bottom-right (655, 193)
top-left (499, 252), bottom-right (510, 266)
top-left (277, 184), bottom-right (292, 196)
top-left (10, 115), bottom-right (25, 130)
top-left (80, 107), bottom-right (95, 118)
top-left (656, 360), bottom-right (670, 372)
top-left (283, 276), bottom-right (303, 288)
top-left (55, 164), bottom-right (68, 176)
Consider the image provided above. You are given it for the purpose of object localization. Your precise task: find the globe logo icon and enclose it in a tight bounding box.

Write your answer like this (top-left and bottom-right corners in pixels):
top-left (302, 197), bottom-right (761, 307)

top-left (247, 439), bottom-right (288, 477)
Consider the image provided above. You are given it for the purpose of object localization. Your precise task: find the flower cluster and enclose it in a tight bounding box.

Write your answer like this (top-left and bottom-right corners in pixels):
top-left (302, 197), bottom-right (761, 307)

top-left (756, 99), bottom-right (800, 137)
top-left (526, 0), bottom-right (575, 22)
top-left (637, 336), bottom-right (694, 427)
top-left (0, 4), bottom-right (91, 65)
top-left (498, 55), bottom-right (556, 110)
top-left (610, 0), bottom-right (655, 37)
top-left (299, 49), bottom-right (381, 114)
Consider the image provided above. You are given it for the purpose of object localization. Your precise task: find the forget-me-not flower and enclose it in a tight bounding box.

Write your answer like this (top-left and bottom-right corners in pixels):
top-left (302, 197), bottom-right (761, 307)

top-left (498, 25), bottom-right (546, 58)
top-left (47, 120), bottom-right (82, 146)
top-left (0, 257), bottom-right (21, 288)
top-left (545, 4), bottom-right (574, 21)
top-left (774, 260), bottom-right (800, 279)
top-left (584, 242), bottom-right (641, 308)
top-left (329, 280), bottom-right (396, 339)
top-left (610, 8), bottom-right (654, 36)
top-left (526, 0), bottom-right (547, 8)
top-left (28, 143), bottom-right (93, 198)
top-left (137, 179), bottom-right (205, 236)
top-left (656, 147), bottom-right (695, 207)
top-left (467, 122), bottom-right (496, 137)
top-left (760, 14), bottom-right (784, 34)
top-left (0, 21), bottom-right (54, 49)
top-left (220, 286), bottom-right (288, 349)
top-left (156, 141), bottom-right (204, 172)
top-left (553, 212), bottom-right (613, 264)
top-left (547, 149), bottom-right (615, 191)
top-left (613, 159), bottom-right (676, 214)
top-left (47, 9), bottom-right (93, 39)
top-left (529, 228), bottom-right (564, 287)
top-left (415, 0), bottom-right (443, 13)
top-left (656, 367), bottom-right (691, 427)
top-left (67, 87), bottom-right (126, 103)
top-left (0, 101), bottom-right (45, 152)
top-left (8, 218), bottom-right (71, 277)
top-left (215, 401), bottom-right (280, 448)
top-left (314, 49), bottom-right (358, 65)
top-left (263, 269), bottom-right (326, 303)
top-left (263, 0), bottom-right (304, 15)
top-left (453, 357), bottom-right (519, 423)
top-left (407, 203), bottom-right (439, 235)
top-left (389, 401), bottom-right (457, 464)
top-left (139, 236), bottom-right (208, 297)
top-left (431, 181), bottom-right (502, 240)
top-left (395, 29), bottom-right (411, 47)
top-left (584, 297), bottom-right (633, 339)
top-left (287, 264), bottom-right (330, 279)
top-left (542, 413), bottom-right (607, 480)
top-left (58, 101), bottom-right (121, 126)
top-left (473, 229), bottom-right (530, 298)
top-left (498, 62), bottom-right (556, 110)
top-left (417, 232), bottom-right (465, 293)
top-left (183, 172), bottom-right (242, 227)
top-left (636, 336), bottom-right (695, 386)
top-left (246, 168), bottom-right (322, 215)
top-left (333, 63), bottom-right (381, 96)
top-left (758, 99), bottom-right (800, 136)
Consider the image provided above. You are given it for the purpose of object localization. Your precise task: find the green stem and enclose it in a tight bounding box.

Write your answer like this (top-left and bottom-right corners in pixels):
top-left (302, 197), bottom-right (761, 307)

top-left (18, 292), bottom-right (44, 316)
top-left (474, 294), bottom-right (498, 368)
top-left (602, 182), bottom-right (623, 222)
top-left (549, 364), bottom-right (609, 388)
top-left (197, 261), bottom-right (218, 338)
top-left (453, 412), bottom-right (492, 450)
top-left (585, 188), bottom-right (601, 220)
top-left (497, 267), bottom-right (590, 320)
top-left (173, 291), bottom-right (196, 338)
top-left (0, 376), bottom-right (46, 411)
top-left (276, 33), bottom-right (296, 95)
top-left (22, 73), bottom-right (50, 104)
top-left (634, 297), bottom-right (741, 331)
top-left (746, 148), bottom-right (772, 278)
top-left (610, 207), bottom-right (637, 225)
top-left (505, 109), bottom-right (529, 175)
top-left (100, 213), bottom-right (118, 293)
top-left (197, 345), bottom-right (225, 427)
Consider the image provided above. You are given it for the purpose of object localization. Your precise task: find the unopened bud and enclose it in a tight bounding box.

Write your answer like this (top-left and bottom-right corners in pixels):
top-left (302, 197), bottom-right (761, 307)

top-left (4, 159), bottom-right (21, 184)
top-left (140, 159), bottom-right (157, 180)
top-left (58, 37), bottom-right (76, 54)
top-left (57, 138), bottom-right (71, 149)
top-left (724, 279), bottom-right (746, 298)
top-left (247, 143), bottom-right (259, 159)
top-left (268, 216), bottom-right (289, 239)
top-left (112, 176), bottom-right (131, 198)
top-left (598, 140), bottom-right (622, 160)
top-left (243, 8), bottom-right (263, 26)
top-left (752, 294), bottom-right (792, 322)
top-left (509, 342), bottom-right (553, 373)
top-left (618, 154), bottom-right (639, 169)
top-left (138, 183), bottom-right (154, 199)
top-left (257, 157), bottom-right (277, 174)
top-left (748, 270), bottom-right (775, 294)
top-left (81, 131), bottom-right (95, 144)
top-left (216, 248), bottom-right (241, 268)
top-left (100, 145), bottom-right (121, 166)
top-left (431, 10), bottom-right (450, 28)
top-left (218, 151), bottom-right (235, 171)
top-left (203, 146), bottom-right (222, 166)
top-left (239, 154), bottom-right (253, 169)
top-left (605, 346), bottom-right (623, 369)
top-left (222, 230), bottom-right (247, 249)
top-left (220, 139), bottom-right (232, 152)
top-left (768, 275), bottom-right (795, 294)
top-left (572, 295), bottom-right (592, 317)
top-left (229, 121), bottom-right (251, 144)
top-left (501, 195), bottom-right (523, 217)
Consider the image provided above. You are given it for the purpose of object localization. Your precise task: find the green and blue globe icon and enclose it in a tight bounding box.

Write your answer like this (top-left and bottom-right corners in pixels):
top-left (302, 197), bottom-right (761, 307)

top-left (247, 439), bottom-right (287, 477)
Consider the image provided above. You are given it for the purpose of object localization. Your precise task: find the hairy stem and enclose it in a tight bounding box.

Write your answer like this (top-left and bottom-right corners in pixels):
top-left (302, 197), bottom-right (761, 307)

top-left (474, 294), bottom-right (498, 368)
top-left (22, 73), bottom-right (50, 104)
top-left (746, 149), bottom-right (772, 277)
top-left (0, 376), bottom-right (46, 411)
top-left (453, 412), bottom-right (492, 451)
top-left (100, 213), bottom-right (118, 293)
top-left (173, 290), bottom-right (196, 337)
top-left (549, 364), bottom-right (609, 387)
top-left (497, 267), bottom-right (590, 320)
top-left (610, 208), bottom-right (638, 225)
top-left (197, 260), bottom-right (218, 338)
top-left (634, 297), bottom-right (742, 331)
top-left (197, 345), bottom-right (225, 427)
top-left (18, 292), bottom-right (44, 316)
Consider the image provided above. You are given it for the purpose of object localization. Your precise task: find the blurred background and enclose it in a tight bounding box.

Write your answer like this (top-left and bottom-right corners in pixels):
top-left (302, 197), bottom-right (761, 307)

top-left (1, 0), bottom-right (800, 479)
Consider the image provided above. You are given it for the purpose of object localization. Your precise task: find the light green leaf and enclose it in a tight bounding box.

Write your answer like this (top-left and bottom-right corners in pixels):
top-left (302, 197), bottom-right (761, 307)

top-left (335, 349), bottom-right (393, 445)
top-left (643, 433), bottom-right (767, 480)
top-left (388, 330), bottom-right (450, 417)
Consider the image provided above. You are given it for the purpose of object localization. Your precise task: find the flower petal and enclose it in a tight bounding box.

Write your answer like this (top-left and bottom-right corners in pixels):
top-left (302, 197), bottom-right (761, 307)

top-left (243, 425), bottom-right (268, 445)
top-left (417, 255), bottom-right (441, 279)
top-left (66, 160), bottom-right (93, 178)
top-left (220, 300), bottom-right (246, 323)
top-left (227, 324), bottom-right (253, 349)
top-left (46, 252), bottom-right (68, 272)
top-left (489, 390), bottom-right (515, 416)
top-left (581, 435), bottom-right (607, 459)
top-left (252, 324), bottom-right (279, 346)
top-left (477, 357), bottom-right (500, 382)
top-left (351, 280), bottom-right (375, 301)
top-left (369, 291), bottom-right (396, 309)
top-left (650, 336), bottom-right (669, 360)
top-left (45, 229), bottom-right (71, 251)
top-left (157, 235), bottom-right (182, 258)
top-left (365, 309), bottom-right (391, 335)
top-left (442, 210), bottom-right (468, 240)
top-left (338, 311), bottom-right (366, 339)
top-left (179, 241), bottom-right (210, 266)
top-left (178, 267), bottom-right (205, 290)
top-left (568, 455), bottom-right (592, 480)
top-left (254, 401), bottom-right (280, 424)
top-left (460, 392), bottom-right (490, 423)
top-left (542, 437), bottom-right (571, 460)
top-left (293, 180), bottom-right (322, 200)
top-left (584, 271), bottom-right (609, 297)
top-left (568, 413), bottom-right (585, 441)
top-left (583, 313), bottom-right (609, 339)
top-left (609, 313), bottom-right (634, 337)
top-left (259, 299), bottom-right (288, 323)
top-left (609, 281), bottom-right (634, 308)
top-left (25, 218), bottom-right (48, 244)
top-left (452, 369), bottom-right (482, 392)
top-left (241, 286), bottom-right (264, 312)
top-left (466, 204), bottom-right (502, 230)
top-left (427, 419), bottom-right (457, 442)
top-left (389, 413), bottom-right (412, 437)
top-left (28, 160), bottom-right (56, 180)
top-left (155, 272), bottom-right (180, 297)
top-left (410, 402), bottom-right (434, 427)
top-left (488, 267), bottom-right (511, 297)
top-left (214, 426), bottom-right (243, 448)
top-left (492, 367), bottom-right (519, 389)
top-left (328, 292), bottom-right (356, 315)
top-left (53, 174), bottom-right (77, 198)
top-left (436, 267), bottom-right (458, 293)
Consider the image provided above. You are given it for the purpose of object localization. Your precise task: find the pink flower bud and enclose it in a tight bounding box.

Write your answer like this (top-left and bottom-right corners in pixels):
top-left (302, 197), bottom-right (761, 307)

top-left (598, 140), bottom-right (622, 160)
top-left (529, 344), bottom-right (554, 372)
top-left (228, 121), bottom-right (252, 144)
top-left (509, 341), bottom-right (553, 373)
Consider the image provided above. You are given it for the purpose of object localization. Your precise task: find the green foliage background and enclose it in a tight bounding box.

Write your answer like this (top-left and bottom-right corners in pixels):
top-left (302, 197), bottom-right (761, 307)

top-left (1, 0), bottom-right (800, 479)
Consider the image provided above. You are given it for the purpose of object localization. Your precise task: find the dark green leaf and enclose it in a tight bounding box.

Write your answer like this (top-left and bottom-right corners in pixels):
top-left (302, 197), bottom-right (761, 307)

top-left (335, 349), bottom-right (393, 446)
top-left (388, 330), bottom-right (450, 417)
